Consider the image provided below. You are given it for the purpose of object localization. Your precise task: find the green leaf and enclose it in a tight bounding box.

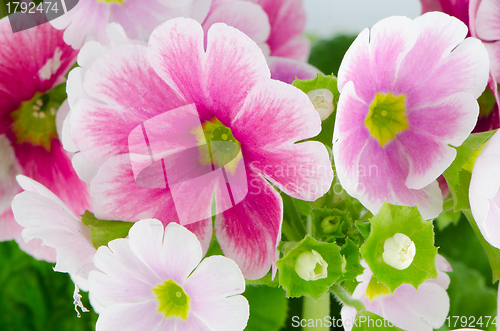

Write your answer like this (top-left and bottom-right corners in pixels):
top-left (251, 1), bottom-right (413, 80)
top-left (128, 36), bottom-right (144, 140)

top-left (443, 130), bottom-right (496, 211)
top-left (292, 73), bottom-right (340, 148)
top-left (360, 202), bottom-right (438, 292)
top-left (243, 286), bottom-right (288, 331)
top-left (311, 208), bottom-right (350, 241)
top-left (276, 235), bottom-right (343, 298)
top-left (356, 220), bottom-right (371, 240)
top-left (435, 198), bottom-right (462, 231)
top-left (81, 211), bottom-right (134, 248)
top-left (338, 239), bottom-right (364, 282)
top-left (351, 311), bottom-right (404, 331)
top-left (463, 210), bottom-right (500, 283)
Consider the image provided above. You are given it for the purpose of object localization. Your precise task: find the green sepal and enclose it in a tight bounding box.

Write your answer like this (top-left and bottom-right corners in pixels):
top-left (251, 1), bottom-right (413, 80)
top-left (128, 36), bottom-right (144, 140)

top-left (276, 235), bottom-right (343, 298)
top-left (356, 220), bottom-right (371, 240)
top-left (351, 311), bottom-right (404, 331)
top-left (311, 208), bottom-right (349, 241)
top-left (435, 197), bottom-right (462, 231)
top-left (443, 130), bottom-right (496, 211)
top-left (337, 238), bottom-right (364, 282)
top-left (292, 73), bottom-right (340, 148)
top-left (359, 202), bottom-right (438, 292)
top-left (80, 211), bottom-right (134, 249)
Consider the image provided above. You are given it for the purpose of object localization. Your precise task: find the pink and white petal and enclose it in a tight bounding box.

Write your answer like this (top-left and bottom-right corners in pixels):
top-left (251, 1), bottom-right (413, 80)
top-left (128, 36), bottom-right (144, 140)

top-left (337, 28), bottom-right (374, 101)
top-left (12, 190), bottom-right (94, 275)
top-left (88, 269), bottom-right (154, 307)
top-left (382, 282), bottom-right (450, 331)
top-left (0, 135), bottom-right (22, 214)
top-left (271, 36), bottom-right (310, 62)
top-left (202, 0), bottom-right (271, 56)
top-left (215, 173), bottom-right (282, 279)
top-left (484, 41), bottom-right (500, 84)
top-left (72, 152), bottom-right (99, 184)
top-left (15, 237), bottom-right (57, 263)
top-left (267, 56), bottom-right (320, 84)
top-left (475, 0), bottom-right (500, 41)
top-left (397, 130), bottom-right (458, 190)
top-left (420, 0), bottom-right (443, 13)
top-left (92, 239), bottom-right (160, 290)
top-left (204, 22), bottom-right (271, 123)
top-left (184, 256), bottom-right (245, 300)
top-left (245, 141), bottom-right (332, 201)
top-left (232, 80), bottom-right (320, 150)
top-left (369, 16), bottom-right (417, 93)
top-left (190, 295), bottom-right (249, 331)
top-left (396, 15), bottom-right (488, 106)
top-left (94, 301), bottom-right (163, 331)
top-left (481, 193), bottom-right (500, 249)
top-left (340, 305), bottom-right (358, 331)
top-left (252, 0), bottom-right (308, 61)
top-left (72, 44), bottom-right (185, 166)
top-left (148, 18), bottom-right (207, 110)
top-left (407, 92), bottom-right (479, 147)
top-left (128, 220), bottom-right (203, 284)
top-left (13, 140), bottom-right (90, 215)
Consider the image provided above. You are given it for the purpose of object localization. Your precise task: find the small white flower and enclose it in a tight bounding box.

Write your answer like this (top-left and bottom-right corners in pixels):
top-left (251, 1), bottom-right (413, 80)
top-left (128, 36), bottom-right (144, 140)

top-left (295, 249), bottom-right (328, 281)
top-left (307, 88), bottom-right (335, 120)
top-left (382, 233), bottom-right (416, 270)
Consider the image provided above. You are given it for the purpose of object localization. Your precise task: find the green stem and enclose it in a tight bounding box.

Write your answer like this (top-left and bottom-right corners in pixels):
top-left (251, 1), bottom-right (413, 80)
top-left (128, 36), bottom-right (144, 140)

top-left (303, 294), bottom-right (331, 331)
top-left (330, 283), bottom-right (366, 312)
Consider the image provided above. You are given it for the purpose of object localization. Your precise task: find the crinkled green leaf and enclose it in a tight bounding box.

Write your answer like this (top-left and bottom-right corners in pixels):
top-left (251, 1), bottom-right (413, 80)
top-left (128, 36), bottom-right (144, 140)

top-left (352, 311), bottom-right (404, 331)
top-left (337, 239), bottom-right (364, 282)
top-left (356, 220), bottom-right (371, 240)
top-left (311, 208), bottom-right (349, 241)
top-left (81, 211), bottom-right (134, 248)
top-left (243, 286), bottom-right (288, 331)
top-left (292, 73), bottom-right (339, 148)
top-left (276, 235), bottom-right (343, 298)
top-left (360, 202), bottom-right (438, 292)
top-left (443, 130), bottom-right (496, 211)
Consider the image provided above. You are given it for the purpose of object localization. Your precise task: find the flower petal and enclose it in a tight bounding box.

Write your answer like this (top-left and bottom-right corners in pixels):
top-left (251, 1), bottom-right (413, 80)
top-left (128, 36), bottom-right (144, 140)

top-left (475, 0), bottom-right (500, 41)
top-left (267, 56), bottom-right (320, 84)
top-left (215, 172), bottom-right (282, 279)
top-left (94, 301), bottom-right (163, 331)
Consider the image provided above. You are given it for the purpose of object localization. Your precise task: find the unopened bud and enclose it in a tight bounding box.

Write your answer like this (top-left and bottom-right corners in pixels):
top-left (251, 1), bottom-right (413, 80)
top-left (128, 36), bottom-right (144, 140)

top-left (295, 250), bottom-right (328, 281)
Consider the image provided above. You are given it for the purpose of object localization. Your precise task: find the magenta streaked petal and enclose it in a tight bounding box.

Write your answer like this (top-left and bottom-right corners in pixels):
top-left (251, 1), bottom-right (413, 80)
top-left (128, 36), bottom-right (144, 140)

top-left (246, 141), bottom-right (332, 201)
top-left (215, 172), bottom-right (282, 279)
top-left (232, 80), bottom-right (320, 150)
top-left (267, 56), bottom-right (320, 84)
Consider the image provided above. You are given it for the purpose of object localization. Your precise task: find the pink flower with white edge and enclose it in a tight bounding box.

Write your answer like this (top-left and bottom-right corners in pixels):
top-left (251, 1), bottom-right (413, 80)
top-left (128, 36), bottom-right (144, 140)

top-left (89, 219), bottom-right (249, 331)
top-left (11, 175), bottom-right (96, 290)
top-left (333, 12), bottom-right (489, 220)
top-left (0, 18), bottom-right (89, 258)
top-left (68, 18), bottom-right (332, 279)
top-left (50, 0), bottom-right (212, 49)
top-left (469, 130), bottom-right (500, 249)
top-left (202, 0), bottom-right (318, 84)
top-left (341, 256), bottom-right (452, 331)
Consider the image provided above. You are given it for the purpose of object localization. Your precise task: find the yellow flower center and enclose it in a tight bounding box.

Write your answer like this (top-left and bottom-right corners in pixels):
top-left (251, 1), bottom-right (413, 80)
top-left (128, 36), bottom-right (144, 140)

top-left (10, 84), bottom-right (66, 151)
top-left (191, 117), bottom-right (242, 174)
top-left (153, 280), bottom-right (190, 320)
top-left (364, 93), bottom-right (408, 146)
top-left (365, 275), bottom-right (390, 301)
top-left (97, 0), bottom-right (125, 4)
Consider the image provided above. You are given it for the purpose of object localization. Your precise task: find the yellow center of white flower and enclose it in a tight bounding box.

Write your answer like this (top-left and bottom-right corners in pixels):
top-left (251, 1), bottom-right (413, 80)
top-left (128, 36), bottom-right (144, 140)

top-left (365, 93), bottom-right (408, 146)
top-left (153, 279), bottom-right (190, 320)
top-left (307, 88), bottom-right (335, 121)
top-left (365, 275), bottom-right (390, 300)
top-left (295, 250), bottom-right (328, 281)
top-left (382, 233), bottom-right (416, 270)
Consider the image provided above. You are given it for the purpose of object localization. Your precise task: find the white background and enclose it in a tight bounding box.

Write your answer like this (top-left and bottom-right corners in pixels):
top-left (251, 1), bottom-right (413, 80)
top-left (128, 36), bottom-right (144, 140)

top-left (303, 0), bottom-right (422, 37)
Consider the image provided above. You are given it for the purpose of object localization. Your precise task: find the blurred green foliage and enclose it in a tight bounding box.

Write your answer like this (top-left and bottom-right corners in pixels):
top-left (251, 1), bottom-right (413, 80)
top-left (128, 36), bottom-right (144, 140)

top-left (308, 35), bottom-right (357, 77)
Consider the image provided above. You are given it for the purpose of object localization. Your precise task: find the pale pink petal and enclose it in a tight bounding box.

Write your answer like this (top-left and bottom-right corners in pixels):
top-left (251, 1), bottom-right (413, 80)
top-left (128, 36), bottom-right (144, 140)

top-left (484, 41), bottom-right (500, 83)
top-left (94, 301), bottom-right (163, 331)
top-left (420, 0), bottom-right (443, 13)
top-left (202, 0), bottom-right (271, 56)
top-left (184, 256), bottom-right (245, 299)
top-left (382, 282), bottom-right (450, 331)
top-left (71, 44), bottom-right (184, 166)
top-left (232, 80), bottom-right (320, 150)
top-left (267, 56), bottom-right (320, 84)
top-left (0, 135), bottom-right (22, 215)
top-left (0, 209), bottom-right (22, 242)
top-left (215, 172), bottom-right (282, 279)
top-left (128, 221), bottom-right (203, 284)
top-left (15, 236), bottom-right (57, 263)
top-left (71, 152), bottom-right (99, 184)
top-left (475, 0), bottom-right (500, 41)
top-left (271, 36), bottom-right (310, 62)
top-left (190, 295), bottom-right (249, 331)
